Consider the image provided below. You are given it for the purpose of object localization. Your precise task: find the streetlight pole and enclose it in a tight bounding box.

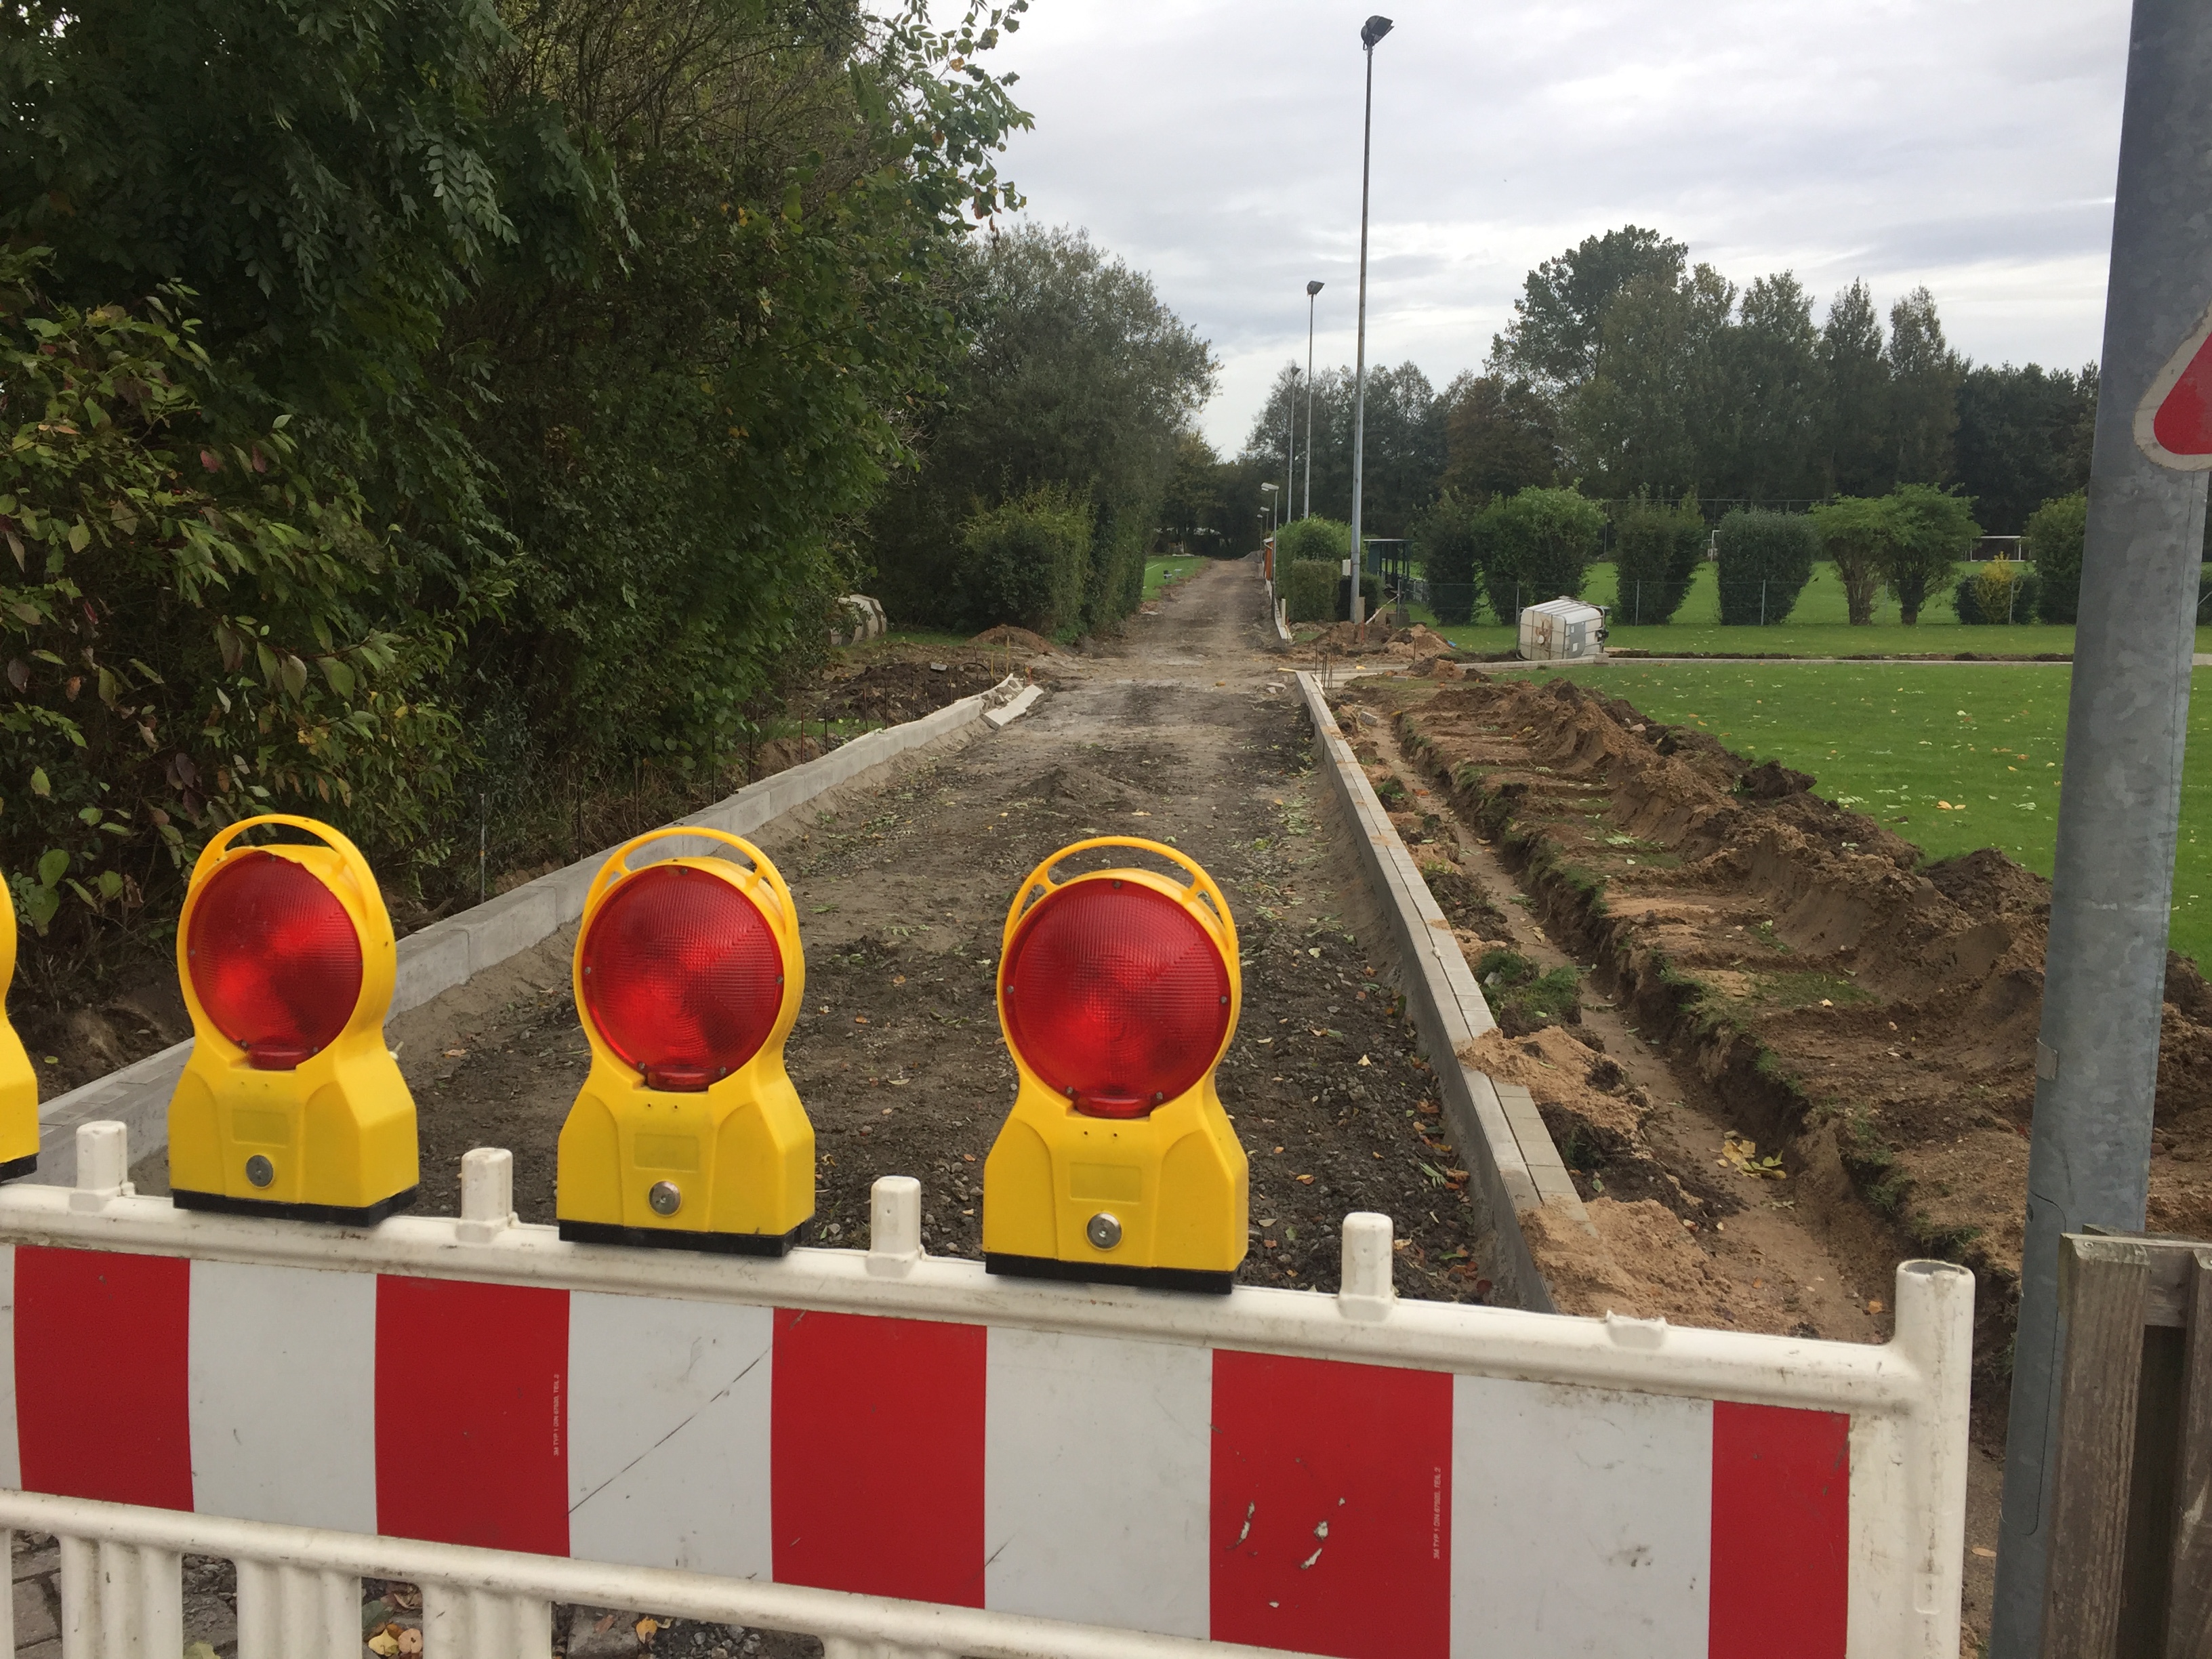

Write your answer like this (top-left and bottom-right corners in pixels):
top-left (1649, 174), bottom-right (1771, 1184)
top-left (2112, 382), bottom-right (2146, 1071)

top-left (1305, 280), bottom-right (1323, 519)
top-left (1261, 481), bottom-right (1279, 539)
top-left (1284, 372), bottom-right (1296, 530)
top-left (1348, 14), bottom-right (1392, 631)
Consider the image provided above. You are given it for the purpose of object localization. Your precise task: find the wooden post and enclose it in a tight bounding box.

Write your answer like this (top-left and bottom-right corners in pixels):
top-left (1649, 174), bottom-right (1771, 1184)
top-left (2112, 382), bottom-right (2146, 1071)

top-left (2036, 1235), bottom-right (2212, 1658)
top-left (2041, 1236), bottom-right (2151, 1656)
top-left (2167, 1248), bottom-right (2212, 1658)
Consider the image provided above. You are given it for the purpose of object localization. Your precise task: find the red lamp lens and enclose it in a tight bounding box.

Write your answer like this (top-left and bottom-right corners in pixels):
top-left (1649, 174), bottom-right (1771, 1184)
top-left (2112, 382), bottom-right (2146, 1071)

top-left (1001, 880), bottom-right (1231, 1118)
top-left (579, 863), bottom-right (785, 1091)
top-left (188, 850), bottom-right (363, 1070)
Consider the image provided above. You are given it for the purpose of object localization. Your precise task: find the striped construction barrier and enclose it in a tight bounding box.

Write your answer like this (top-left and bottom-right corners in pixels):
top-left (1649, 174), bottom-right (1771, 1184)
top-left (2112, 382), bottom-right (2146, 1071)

top-left (0, 1135), bottom-right (1973, 1659)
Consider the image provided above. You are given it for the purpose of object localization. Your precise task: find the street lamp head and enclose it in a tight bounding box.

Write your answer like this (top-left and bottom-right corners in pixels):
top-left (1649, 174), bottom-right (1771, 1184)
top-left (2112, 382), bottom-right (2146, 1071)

top-left (1307, 280), bottom-right (1325, 297)
top-left (1260, 482), bottom-right (1278, 492)
top-left (1360, 14), bottom-right (1393, 47)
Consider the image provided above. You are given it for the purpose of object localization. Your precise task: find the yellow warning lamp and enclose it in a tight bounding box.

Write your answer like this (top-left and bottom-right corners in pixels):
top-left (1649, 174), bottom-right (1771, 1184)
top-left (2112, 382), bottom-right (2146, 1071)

top-left (983, 838), bottom-right (1248, 1293)
top-left (0, 880), bottom-right (40, 1180)
top-left (556, 827), bottom-right (813, 1254)
top-left (168, 815), bottom-right (418, 1222)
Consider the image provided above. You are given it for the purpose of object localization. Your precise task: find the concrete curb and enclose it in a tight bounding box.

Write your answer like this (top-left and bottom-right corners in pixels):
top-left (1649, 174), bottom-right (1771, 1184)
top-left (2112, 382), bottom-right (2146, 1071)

top-left (1296, 670), bottom-right (1584, 1314)
top-left (1265, 579), bottom-right (1292, 644)
top-left (28, 676), bottom-right (1040, 1187)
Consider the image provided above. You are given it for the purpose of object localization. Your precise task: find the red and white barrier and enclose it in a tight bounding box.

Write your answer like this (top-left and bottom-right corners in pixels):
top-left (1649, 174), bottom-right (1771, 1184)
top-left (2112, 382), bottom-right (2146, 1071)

top-left (0, 1133), bottom-right (1973, 1659)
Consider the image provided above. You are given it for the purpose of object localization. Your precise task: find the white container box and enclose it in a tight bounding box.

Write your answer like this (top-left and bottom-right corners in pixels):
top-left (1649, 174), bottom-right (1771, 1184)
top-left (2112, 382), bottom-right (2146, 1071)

top-left (1517, 597), bottom-right (1609, 661)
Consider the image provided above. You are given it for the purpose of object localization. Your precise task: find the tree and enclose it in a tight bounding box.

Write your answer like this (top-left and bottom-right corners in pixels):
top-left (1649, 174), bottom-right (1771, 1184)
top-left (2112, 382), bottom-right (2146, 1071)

top-left (874, 224), bottom-right (1216, 631)
top-left (1158, 432), bottom-right (1224, 553)
top-left (1952, 363), bottom-right (2097, 535)
top-left (1711, 273), bottom-right (1824, 504)
top-left (1490, 226), bottom-right (1687, 392)
top-left (1476, 488), bottom-right (1604, 621)
top-left (1241, 361), bottom-right (1440, 537)
top-left (2025, 492), bottom-right (2089, 623)
top-left (1438, 373), bottom-right (1558, 502)
top-left (1883, 484), bottom-right (1980, 623)
top-left (1715, 510), bottom-right (1818, 624)
top-left (1887, 287), bottom-right (1963, 485)
top-left (1820, 281), bottom-right (1893, 497)
top-left (1612, 491), bottom-right (1708, 624)
top-left (1807, 496), bottom-right (1896, 624)
top-left (1563, 264), bottom-right (1734, 499)
top-left (1410, 493), bottom-right (1484, 623)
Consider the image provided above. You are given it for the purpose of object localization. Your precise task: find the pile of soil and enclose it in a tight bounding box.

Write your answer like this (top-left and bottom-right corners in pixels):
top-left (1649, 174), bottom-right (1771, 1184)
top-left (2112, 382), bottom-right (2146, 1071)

top-left (815, 655), bottom-right (1006, 724)
top-left (1356, 670), bottom-right (2212, 1372)
top-left (970, 625), bottom-right (1061, 655)
top-left (1305, 621), bottom-right (1454, 660)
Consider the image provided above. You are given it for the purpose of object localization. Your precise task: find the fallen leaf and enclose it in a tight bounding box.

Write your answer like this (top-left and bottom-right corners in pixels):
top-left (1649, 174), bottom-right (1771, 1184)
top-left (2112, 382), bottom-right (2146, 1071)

top-left (892, 974), bottom-right (907, 985)
top-left (1868, 1298), bottom-right (1885, 1314)
top-left (1296, 1174), bottom-right (1315, 1184)
top-left (636, 1617), bottom-right (660, 1641)
top-left (1357, 1054), bottom-right (1372, 1067)
top-left (1972, 1546), bottom-right (1996, 1559)
top-left (398, 1630), bottom-right (424, 1656)
top-left (443, 1048), bottom-right (468, 1058)
top-left (596, 1614), bottom-right (617, 1633)
top-left (368, 1635), bottom-right (399, 1658)
top-left (853, 1015), bottom-right (869, 1025)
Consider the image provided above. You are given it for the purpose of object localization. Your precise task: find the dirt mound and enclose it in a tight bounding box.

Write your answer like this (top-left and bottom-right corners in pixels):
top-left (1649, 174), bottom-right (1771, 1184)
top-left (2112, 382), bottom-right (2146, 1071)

top-left (1308, 621), bottom-right (1452, 659)
top-left (970, 625), bottom-right (1060, 655)
top-left (1523, 1200), bottom-right (1748, 1328)
top-left (820, 657), bottom-right (1004, 723)
top-left (1378, 670), bottom-right (2212, 1365)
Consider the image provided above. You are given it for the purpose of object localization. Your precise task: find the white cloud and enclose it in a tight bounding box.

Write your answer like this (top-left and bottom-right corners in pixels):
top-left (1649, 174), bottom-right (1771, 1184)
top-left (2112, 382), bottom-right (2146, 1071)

top-left (978, 0), bottom-right (2129, 451)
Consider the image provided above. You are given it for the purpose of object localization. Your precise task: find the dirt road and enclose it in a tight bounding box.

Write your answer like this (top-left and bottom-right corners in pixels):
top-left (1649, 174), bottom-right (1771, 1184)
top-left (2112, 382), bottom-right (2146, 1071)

top-left (342, 559), bottom-right (1497, 1301)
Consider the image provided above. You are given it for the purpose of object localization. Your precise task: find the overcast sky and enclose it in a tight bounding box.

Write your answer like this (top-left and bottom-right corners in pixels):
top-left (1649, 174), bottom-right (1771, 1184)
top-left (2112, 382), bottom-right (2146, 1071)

top-left (979, 0), bottom-right (2133, 455)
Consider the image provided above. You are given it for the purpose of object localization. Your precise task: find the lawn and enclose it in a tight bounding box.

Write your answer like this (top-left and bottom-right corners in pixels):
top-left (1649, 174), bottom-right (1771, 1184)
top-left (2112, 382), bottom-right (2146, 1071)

top-left (1497, 659), bottom-right (2212, 965)
top-left (1408, 560), bottom-right (2212, 659)
top-left (1145, 554), bottom-right (1203, 599)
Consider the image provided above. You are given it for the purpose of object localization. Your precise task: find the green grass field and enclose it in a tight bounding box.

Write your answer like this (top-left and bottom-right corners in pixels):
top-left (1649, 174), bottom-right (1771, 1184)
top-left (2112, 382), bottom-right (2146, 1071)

top-left (1410, 560), bottom-right (2212, 659)
top-left (1498, 659), bottom-right (2212, 965)
top-left (1145, 554), bottom-right (1202, 599)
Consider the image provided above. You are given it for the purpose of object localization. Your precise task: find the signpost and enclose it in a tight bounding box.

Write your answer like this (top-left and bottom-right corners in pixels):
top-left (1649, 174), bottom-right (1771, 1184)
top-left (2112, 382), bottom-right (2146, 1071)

top-left (1992, 3), bottom-right (2212, 1650)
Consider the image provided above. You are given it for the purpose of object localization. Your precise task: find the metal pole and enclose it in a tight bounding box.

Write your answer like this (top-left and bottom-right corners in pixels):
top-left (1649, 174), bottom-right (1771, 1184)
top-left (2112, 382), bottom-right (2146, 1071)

top-left (1991, 3), bottom-right (2212, 1649)
top-left (1305, 283), bottom-right (1322, 518)
top-left (1349, 16), bottom-right (1391, 628)
top-left (1284, 369), bottom-right (1296, 530)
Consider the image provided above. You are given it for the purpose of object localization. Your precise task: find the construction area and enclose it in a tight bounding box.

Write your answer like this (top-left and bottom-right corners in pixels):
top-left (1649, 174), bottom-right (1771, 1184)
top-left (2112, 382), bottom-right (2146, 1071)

top-left (33, 558), bottom-right (2092, 1655)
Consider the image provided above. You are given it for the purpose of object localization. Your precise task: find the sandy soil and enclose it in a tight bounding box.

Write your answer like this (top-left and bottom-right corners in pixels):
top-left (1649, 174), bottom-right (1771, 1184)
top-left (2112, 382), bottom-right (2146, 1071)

top-left (1333, 663), bottom-right (2212, 1654)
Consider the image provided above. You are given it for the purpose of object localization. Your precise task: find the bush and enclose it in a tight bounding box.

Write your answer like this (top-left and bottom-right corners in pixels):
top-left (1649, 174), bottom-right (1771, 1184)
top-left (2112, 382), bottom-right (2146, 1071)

top-left (1337, 570), bottom-right (1386, 623)
top-left (957, 485), bottom-right (1093, 634)
top-left (1715, 509), bottom-right (1818, 624)
top-left (2026, 491), bottom-right (2088, 624)
top-left (1410, 492), bottom-right (1483, 624)
top-left (1611, 489), bottom-right (1706, 624)
top-left (1477, 487), bottom-right (1603, 624)
top-left (1275, 515), bottom-right (1351, 569)
top-left (1885, 485), bottom-right (1980, 624)
top-left (1808, 495), bottom-right (1893, 624)
top-left (0, 256), bottom-right (459, 950)
top-left (1953, 561), bottom-right (2040, 624)
top-left (1284, 560), bottom-right (1338, 624)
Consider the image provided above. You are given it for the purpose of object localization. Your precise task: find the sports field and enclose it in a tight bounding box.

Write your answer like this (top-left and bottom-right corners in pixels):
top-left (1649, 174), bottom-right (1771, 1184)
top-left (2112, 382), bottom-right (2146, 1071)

top-left (1502, 659), bottom-right (2212, 965)
top-left (1414, 560), bottom-right (2212, 658)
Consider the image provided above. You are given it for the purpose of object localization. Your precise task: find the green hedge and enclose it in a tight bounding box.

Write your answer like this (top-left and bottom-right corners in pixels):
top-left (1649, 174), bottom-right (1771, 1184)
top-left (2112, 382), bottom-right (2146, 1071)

top-left (1612, 491), bottom-right (1705, 624)
top-left (2025, 492), bottom-right (2087, 624)
top-left (1410, 493), bottom-right (1482, 623)
top-left (958, 485), bottom-right (1093, 634)
top-left (1952, 561), bottom-right (2041, 624)
top-left (1477, 487), bottom-right (1603, 623)
top-left (1284, 560), bottom-right (1338, 624)
top-left (1276, 516), bottom-right (1351, 567)
top-left (1715, 508), bottom-right (1818, 624)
